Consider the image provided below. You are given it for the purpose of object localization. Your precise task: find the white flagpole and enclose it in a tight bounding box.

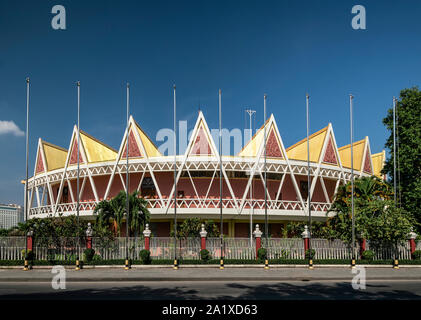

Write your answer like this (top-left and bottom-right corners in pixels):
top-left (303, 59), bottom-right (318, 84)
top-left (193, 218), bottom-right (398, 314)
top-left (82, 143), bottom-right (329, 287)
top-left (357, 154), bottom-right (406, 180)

top-left (219, 89), bottom-right (224, 270)
top-left (263, 94), bottom-right (269, 270)
top-left (76, 81), bottom-right (81, 270)
top-left (393, 97), bottom-right (397, 204)
top-left (125, 83), bottom-right (130, 270)
top-left (350, 94), bottom-right (356, 267)
top-left (23, 78), bottom-right (30, 271)
top-left (245, 109), bottom-right (256, 247)
top-left (306, 93), bottom-right (313, 269)
top-left (173, 84), bottom-right (178, 270)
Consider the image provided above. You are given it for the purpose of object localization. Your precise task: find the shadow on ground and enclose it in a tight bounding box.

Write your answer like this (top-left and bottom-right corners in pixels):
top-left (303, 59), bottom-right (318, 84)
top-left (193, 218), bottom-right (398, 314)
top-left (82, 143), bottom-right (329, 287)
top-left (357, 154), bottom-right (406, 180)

top-left (0, 281), bottom-right (420, 300)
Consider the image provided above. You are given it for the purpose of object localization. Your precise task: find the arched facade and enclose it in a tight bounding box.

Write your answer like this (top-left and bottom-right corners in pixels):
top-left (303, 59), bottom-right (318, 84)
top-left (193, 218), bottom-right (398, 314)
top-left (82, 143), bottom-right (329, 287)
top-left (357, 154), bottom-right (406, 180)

top-left (24, 112), bottom-right (385, 237)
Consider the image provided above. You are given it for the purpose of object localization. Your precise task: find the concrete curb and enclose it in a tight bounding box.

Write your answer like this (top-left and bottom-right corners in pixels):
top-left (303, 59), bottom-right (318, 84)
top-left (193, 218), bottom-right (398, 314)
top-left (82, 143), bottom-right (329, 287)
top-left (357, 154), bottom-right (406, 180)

top-left (1, 264), bottom-right (421, 269)
top-left (0, 276), bottom-right (420, 283)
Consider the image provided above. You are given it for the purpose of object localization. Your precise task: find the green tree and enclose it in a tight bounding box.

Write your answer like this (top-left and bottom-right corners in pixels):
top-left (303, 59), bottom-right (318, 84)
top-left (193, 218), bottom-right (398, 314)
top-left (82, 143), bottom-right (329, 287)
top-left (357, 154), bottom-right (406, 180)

top-left (170, 218), bottom-right (220, 238)
top-left (382, 87), bottom-right (421, 231)
top-left (328, 177), bottom-right (415, 244)
top-left (94, 190), bottom-right (150, 236)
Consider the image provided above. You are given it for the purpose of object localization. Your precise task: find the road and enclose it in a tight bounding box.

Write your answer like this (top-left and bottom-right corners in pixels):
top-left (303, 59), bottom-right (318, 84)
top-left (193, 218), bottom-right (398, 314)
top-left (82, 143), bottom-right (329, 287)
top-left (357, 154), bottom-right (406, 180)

top-left (0, 267), bottom-right (420, 300)
top-left (1, 280), bottom-right (421, 300)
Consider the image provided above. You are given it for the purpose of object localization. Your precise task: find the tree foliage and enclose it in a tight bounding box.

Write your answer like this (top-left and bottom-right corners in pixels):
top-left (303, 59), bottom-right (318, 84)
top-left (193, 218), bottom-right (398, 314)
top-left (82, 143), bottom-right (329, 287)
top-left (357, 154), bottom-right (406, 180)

top-left (328, 177), bottom-right (415, 244)
top-left (94, 190), bottom-right (150, 236)
top-left (382, 87), bottom-right (421, 231)
top-left (170, 217), bottom-right (220, 238)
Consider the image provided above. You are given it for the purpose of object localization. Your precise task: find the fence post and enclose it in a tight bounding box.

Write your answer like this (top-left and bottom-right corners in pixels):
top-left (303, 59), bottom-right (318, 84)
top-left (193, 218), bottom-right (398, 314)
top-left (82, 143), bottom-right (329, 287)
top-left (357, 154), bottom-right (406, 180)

top-left (357, 233), bottom-right (366, 259)
top-left (301, 225), bottom-right (310, 253)
top-left (26, 230), bottom-right (34, 252)
top-left (253, 224), bottom-right (262, 259)
top-left (199, 224), bottom-right (207, 251)
top-left (407, 228), bottom-right (417, 258)
top-left (85, 223), bottom-right (93, 249)
top-left (143, 224), bottom-right (151, 251)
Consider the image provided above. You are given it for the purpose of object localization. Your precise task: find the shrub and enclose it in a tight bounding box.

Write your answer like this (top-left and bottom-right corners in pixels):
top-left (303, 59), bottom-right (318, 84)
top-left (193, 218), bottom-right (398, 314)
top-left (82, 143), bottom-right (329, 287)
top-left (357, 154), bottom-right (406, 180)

top-left (21, 249), bottom-right (34, 260)
top-left (257, 248), bottom-right (267, 262)
top-left (200, 249), bottom-right (211, 261)
top-left (305, 249), bottom-right (316, 260)
top-left (83, 248), bottom-right (95, 262)
top-left (92, 254), bottom-right (102, 261)
top-left (362, 250), bottom-right (375, 261)
top-left (412, 250), bottom-right (421, 260)
top-left (139, 249), bottom-right (151, 264)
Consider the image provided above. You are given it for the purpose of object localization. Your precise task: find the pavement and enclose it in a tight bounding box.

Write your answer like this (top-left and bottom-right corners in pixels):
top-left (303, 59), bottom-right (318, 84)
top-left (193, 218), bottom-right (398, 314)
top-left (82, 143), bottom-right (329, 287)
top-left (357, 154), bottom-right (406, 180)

top-left (0, 266), bottom-right (420, 282)
top-left (0, 267), bottom-right (420, 300)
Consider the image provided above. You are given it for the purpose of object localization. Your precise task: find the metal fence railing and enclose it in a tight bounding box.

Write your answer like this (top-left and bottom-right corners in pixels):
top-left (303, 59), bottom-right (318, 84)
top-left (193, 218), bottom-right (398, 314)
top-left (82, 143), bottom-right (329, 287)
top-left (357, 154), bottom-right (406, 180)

top-left (0, 237), bottom-right (25, 260)
top-left (264, 238), bottom-right (304, 259)
top-left (0, 236), bottom-right (418, 261)
top-left (366, 240), bottom-right (411, 260)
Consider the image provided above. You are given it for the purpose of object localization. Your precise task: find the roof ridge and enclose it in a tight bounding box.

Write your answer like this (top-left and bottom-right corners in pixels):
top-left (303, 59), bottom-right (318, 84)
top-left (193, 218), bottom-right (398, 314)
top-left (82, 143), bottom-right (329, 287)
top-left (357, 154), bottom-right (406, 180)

top-left (286, 125), bottom-right (328, 152)
top-left (79, 129), bottom-right (118, 153)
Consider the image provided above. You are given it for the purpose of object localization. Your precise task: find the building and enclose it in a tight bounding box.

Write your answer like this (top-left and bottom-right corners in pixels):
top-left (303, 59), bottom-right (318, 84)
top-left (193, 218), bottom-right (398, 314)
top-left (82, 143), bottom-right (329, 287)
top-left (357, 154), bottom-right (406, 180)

top-left (23, 112), bottom-right (385, 237)
top-left (0, 204), bottom-right (24, 229)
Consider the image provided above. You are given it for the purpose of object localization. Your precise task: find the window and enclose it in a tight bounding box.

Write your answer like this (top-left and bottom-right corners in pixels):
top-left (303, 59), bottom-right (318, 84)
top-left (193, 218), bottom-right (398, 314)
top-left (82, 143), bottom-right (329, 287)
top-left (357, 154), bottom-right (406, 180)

top-left (141, 177), bottom-right (156, 197)
top-left (300, 181), bottom-right (309, 200)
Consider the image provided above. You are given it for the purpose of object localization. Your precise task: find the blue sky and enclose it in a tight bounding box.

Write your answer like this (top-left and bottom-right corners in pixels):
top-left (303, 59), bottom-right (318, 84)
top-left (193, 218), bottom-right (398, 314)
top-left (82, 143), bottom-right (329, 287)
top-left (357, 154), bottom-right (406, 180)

top-left (0, 0), bottom-right (420, 205)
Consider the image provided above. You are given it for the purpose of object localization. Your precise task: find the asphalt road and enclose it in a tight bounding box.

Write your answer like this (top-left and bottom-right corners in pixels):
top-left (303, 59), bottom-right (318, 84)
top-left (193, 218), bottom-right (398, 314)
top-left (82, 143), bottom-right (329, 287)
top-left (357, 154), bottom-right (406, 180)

top-left (1, 280), bottom-right (421, 300)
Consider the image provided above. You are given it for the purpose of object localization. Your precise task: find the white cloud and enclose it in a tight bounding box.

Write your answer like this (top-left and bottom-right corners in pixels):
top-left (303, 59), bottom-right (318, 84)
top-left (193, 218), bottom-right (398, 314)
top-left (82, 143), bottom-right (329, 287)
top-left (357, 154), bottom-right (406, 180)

top-left (0, 120), bottom-right (25, 137)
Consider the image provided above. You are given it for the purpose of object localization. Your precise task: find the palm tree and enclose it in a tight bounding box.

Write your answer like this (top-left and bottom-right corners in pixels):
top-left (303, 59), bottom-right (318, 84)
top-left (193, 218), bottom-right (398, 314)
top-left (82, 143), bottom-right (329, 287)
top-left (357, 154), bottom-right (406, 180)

top-left (94, 190), bottom-right (150, 236)
top-left (332, 176), bottom-right (392, 212)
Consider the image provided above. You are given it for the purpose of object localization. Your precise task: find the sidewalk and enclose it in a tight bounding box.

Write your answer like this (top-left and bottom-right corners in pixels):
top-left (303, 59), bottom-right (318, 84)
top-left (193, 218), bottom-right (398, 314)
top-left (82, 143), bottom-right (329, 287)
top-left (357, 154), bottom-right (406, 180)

top-left (0, 266), bottom-right (420, 282)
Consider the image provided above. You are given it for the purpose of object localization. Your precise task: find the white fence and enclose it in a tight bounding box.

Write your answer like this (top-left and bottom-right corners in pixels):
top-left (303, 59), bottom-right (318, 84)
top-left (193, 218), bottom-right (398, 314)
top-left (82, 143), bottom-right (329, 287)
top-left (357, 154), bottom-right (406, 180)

top-left (0, 236), bottom-right (418, 261)
top-left (0, 237), bottom-right (25, 260)
top-left (265, 238), bottom-right (305, 259)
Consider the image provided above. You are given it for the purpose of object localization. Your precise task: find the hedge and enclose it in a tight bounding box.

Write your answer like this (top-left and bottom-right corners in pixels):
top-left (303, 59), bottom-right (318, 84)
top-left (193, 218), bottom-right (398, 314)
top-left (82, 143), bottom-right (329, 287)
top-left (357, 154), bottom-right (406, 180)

top-left (1, 259), bottom-right (421, 266)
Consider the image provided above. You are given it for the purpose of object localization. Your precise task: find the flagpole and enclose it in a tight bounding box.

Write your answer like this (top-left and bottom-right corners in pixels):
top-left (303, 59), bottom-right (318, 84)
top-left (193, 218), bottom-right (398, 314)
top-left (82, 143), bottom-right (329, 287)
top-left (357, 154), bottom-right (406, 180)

top-left (219, 89), bottom-right (224, 270)
top-left (350, 94), bottom-right (356, 268)
top-left (245, 109), bottom-right (256, 247)
top-left (392, 96), bottom-right (399, 269)
top-left (75, 81), bottom-right (81, 271)
top-left (263, 94), bottom-right (269, 269)
top-left (393, 97), bottom-right (397, 204)
top-left (125, 83), bottom-right (131, 270)
top-left (23, 78), bottom-right (30, 271)
top-left (306, 93), bottom-right (313, 269)
top-left (173, 85), bottom-right (178, 270)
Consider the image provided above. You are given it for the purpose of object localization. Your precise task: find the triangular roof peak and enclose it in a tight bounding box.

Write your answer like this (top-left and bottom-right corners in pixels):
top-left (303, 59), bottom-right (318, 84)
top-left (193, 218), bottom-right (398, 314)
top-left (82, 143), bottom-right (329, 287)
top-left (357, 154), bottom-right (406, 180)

top-left (40, 139), bottom-right (68, 172)
top-left (237, 115), bottom-right (273, 158)
top-left (75, 126), bottom-right (117, 163)
top-left (187, 111), bottom-right (217, 156)
top-left (371, 150), bottom-right (386, 179)
top-left (338, 136), bottom-right (370, 172)
top-left (286, 124), bottom-right (329, 163)
top-left (130, 116), bottom-right (162, 158)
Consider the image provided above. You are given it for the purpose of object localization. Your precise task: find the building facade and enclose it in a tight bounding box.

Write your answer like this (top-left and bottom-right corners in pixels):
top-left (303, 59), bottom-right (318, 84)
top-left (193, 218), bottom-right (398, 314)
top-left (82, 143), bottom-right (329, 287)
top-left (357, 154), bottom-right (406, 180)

top-left (24, 112), bottom-right (385, 237)
top-left (0, 204), bottom-right (24, 229)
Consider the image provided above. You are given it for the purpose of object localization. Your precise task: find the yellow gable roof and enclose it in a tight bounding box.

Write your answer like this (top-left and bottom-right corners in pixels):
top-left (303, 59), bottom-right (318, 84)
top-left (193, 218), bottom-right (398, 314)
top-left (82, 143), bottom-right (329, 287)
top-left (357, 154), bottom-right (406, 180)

top-left (238, 118), bottom-right (269, 157)
top-left (338, 138), bottom-right (366, 171)
top-left (42, 141), bottom-right (67, 172)
top-left (80, 131), bottom-right (118, 163)
top-left (371, 150), bottom-right (385, 178)
top-left (286, 126), bottom-right (328, 163)
top-left (134, 120), bottom-right (162, 158)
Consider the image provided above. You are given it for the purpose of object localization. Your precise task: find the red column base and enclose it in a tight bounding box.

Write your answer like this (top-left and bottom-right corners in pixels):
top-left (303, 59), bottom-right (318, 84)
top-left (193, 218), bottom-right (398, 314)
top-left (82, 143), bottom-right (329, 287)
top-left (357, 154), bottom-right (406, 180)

top-left (201, 237), bottom-right (206, 251)
top-left (145, 236), bottom-right (150, 251)
top-left (255, 237), bottom-right (261, 259)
